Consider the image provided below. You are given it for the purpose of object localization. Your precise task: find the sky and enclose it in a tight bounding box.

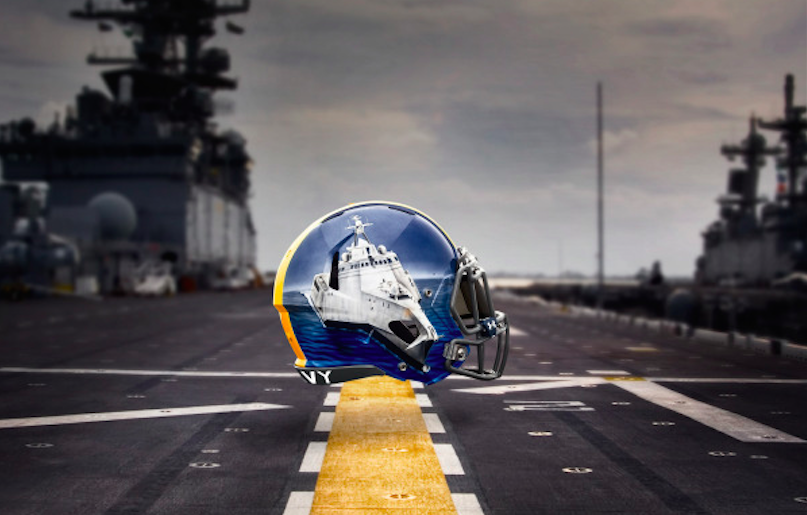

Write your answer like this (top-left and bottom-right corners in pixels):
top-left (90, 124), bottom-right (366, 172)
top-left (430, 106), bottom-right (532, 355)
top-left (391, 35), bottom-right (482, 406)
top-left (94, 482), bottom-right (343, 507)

top-left (0, 0), bottom-right (805, 277)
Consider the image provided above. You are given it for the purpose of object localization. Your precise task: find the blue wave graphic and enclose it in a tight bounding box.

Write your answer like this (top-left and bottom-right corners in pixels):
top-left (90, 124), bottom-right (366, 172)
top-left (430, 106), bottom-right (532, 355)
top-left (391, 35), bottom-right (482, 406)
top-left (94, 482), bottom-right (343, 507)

top-left (286, 275), bottom-right (463, 384)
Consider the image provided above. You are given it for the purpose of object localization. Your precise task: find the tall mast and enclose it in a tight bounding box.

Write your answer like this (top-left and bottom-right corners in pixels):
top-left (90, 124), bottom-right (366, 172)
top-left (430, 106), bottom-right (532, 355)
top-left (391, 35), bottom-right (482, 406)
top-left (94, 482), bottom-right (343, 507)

top-left (720, 116), bottom-right (781, 216)
top-left (758, 74), bottom-right (807, 205)
top-left (597, 82), bottom-right (604, 310)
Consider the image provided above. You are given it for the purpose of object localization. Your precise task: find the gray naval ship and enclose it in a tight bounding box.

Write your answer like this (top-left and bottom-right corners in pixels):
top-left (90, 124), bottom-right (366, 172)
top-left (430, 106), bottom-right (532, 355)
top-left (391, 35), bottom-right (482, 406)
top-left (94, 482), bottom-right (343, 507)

top-left (0, 0), bottom-right (255, 296)
top-left (698, 74), bottom-right (807, 287)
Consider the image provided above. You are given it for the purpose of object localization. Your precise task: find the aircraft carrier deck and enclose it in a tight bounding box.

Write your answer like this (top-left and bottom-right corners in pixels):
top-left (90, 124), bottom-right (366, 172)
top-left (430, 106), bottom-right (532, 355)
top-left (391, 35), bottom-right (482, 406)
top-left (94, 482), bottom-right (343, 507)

top-left (2, 291), bottom-right (807, 514)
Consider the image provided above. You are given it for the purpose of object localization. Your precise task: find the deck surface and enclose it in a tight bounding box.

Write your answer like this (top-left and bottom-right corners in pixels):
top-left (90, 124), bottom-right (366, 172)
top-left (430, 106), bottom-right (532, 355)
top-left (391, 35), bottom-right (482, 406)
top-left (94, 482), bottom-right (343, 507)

top-left (2, 290), bottom-right (807, 514)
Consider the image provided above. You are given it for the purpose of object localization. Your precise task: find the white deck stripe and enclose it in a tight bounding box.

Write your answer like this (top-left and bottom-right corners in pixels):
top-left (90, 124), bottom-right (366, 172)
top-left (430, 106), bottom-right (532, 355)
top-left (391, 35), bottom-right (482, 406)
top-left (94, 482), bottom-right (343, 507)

top-left (649, 377), bottom-right (807, 384)
top-left (415, 393), bottom-right (432, 407)
top-left (587, 370), bottom-right (630, 375)
top-left (0, 403), bottom-right (289, 429)
top-left (452, 493), bottom-right (485, 515)
top-left (299, 441), bottom-right (327, 472)
top-left (613, 380), bottom-right (806, 443)
top-left (453, 378), bottom-right (605, 395)
top-left (434, 443), bottom-right (465, 475)
top-left (283, 491), bottom-right (315, 515)
top-left (314, 412), bottom-right (334, 432)
top-left (410, 381), bottom-right (425, 389)
top-left (323, 392), bottom-right (341, 407)
top-left (0, 367), bottom-right (297, 378)
top-left (422, 413), bottom-right (446, 433)
top-left (447, 374), bottom-right (807, 383)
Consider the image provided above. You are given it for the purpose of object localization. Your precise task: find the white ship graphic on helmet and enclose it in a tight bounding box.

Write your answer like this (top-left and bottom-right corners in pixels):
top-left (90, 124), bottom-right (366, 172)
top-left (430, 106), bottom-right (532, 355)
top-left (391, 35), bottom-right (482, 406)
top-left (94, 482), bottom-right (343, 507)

top-left (307, 216), bottom-right (438, 370)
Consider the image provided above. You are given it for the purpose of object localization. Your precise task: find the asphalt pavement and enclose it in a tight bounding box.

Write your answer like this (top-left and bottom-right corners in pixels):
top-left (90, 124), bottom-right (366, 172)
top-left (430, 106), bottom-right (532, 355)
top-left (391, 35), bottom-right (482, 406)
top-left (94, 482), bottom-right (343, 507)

top-left (1, 290), bottom-right (807, 514)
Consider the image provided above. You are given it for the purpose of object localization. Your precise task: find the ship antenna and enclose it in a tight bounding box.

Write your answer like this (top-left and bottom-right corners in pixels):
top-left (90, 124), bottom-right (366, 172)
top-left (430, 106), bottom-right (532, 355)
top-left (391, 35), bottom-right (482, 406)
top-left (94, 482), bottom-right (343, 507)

top-left (347, 215), bottom-right (373, 246)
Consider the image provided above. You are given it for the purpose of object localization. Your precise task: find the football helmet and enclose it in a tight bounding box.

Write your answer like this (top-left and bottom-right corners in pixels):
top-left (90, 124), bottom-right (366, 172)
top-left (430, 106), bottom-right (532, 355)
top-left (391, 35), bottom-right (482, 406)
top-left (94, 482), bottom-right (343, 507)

top-left (273, 201), bottom-right (509, 385)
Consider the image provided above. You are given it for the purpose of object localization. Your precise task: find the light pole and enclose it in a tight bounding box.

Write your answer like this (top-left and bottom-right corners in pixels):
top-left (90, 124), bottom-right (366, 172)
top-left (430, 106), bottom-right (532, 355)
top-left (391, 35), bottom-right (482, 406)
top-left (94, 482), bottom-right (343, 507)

top-left (597, 82), bottom-right (604, 311)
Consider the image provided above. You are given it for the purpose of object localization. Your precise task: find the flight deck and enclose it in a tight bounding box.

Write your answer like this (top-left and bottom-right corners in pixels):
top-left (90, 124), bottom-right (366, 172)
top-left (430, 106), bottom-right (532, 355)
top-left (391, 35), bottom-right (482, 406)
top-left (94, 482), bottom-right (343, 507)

top-left (2, 290), bottom-right (807, 514)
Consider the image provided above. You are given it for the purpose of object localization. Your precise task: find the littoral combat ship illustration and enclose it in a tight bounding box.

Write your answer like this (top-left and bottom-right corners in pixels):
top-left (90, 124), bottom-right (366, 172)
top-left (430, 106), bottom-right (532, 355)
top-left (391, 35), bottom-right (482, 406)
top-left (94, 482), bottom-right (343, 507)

top-left (0, 0), bottom-right (255, 295)
top-left (308, 216), bottom-right (438, 369)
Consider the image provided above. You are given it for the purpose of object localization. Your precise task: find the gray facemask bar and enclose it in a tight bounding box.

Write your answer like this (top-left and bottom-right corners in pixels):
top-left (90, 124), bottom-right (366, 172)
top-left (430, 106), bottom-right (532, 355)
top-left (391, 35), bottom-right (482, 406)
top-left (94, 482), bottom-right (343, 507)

top-left (444, 247), bottom-right (509, 380)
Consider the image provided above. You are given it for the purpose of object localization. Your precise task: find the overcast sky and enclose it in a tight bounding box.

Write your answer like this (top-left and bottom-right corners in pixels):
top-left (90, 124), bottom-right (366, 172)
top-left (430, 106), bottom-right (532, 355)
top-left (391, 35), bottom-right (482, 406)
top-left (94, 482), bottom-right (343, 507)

top-left (0, 0), bottom-right (805, 276)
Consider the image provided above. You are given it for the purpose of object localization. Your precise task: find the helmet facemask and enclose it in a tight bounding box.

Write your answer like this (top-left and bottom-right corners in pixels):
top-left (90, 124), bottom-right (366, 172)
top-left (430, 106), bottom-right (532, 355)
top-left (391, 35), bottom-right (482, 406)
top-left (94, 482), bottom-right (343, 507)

top-left (444, 247), bottom-right (509, 380)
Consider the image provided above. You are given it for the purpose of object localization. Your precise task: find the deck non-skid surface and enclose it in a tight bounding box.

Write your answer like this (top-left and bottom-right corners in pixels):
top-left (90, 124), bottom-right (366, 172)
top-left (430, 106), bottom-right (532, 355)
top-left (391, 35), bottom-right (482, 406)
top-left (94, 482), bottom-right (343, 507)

top-left (2, 290), bottom-right (807, 514)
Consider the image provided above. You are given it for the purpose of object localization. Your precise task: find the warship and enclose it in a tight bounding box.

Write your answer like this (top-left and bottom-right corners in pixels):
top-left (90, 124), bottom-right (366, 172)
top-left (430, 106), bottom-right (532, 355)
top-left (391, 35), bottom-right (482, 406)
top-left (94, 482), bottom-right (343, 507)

top-left (698, 74), bottom-right (807, 286)
top-left (0, 0), bottom-right (255, 295)
top-left (308, 216), bottom-right (438, 367)
top-left (511, 74), bottom-right (807, 342)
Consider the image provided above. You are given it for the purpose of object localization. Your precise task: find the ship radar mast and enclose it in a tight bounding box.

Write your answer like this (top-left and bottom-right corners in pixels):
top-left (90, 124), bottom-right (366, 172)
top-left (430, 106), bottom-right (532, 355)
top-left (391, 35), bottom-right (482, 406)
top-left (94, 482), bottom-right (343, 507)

top-left (758, 74), bottom-right (807, 205)
top-left (720, 116), bottom-right (781, 218)
top-left (348, 216), bottom-right (374, 246)
top-left (70, 0), bottom-right (250, 120)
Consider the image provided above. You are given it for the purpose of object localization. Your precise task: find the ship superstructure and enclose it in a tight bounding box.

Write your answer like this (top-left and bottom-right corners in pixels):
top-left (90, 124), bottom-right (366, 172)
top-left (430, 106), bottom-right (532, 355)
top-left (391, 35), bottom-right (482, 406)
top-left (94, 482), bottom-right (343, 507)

top-left (308, 216), bottom-right (438, 367)
top-left (0, 0), bottom-right (255, 293)
top-left (698, 74), bottom-right (807, 285)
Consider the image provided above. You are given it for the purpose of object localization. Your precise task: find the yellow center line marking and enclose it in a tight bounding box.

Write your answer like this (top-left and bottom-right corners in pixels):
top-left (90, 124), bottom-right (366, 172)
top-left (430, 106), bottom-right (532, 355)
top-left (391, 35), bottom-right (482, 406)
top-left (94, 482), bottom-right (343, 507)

top-left (311, 376), bottom-right (458, 514)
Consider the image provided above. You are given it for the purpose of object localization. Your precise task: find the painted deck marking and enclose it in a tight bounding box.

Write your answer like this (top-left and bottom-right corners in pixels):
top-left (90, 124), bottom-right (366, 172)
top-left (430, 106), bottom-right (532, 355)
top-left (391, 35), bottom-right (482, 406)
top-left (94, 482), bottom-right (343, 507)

top-left (509, 327), bottom-right (528, 336)
top-left (613, 380), bottom-right (806, 443)
top-left (434, 443), bottom-right (465, 475)
top-left (310, 376), bottom-right (458, 513)
top-left (504, 400), bottom-right (594, 412)
top-left (451, 493), bottom-right (485, 515)
top-left (323, 392), bottom-right (340, 407)
top-left (299, 442), bottom-right (327, 472)
top-left (314, 412), bottom-right (334, 432)
top-left (423, 413), bottom-right (446, 434)
top-left (0, 367), bottom-right (298, 378)
top-left (415, 393), bottom-right (433, 407)
top-left (283, 492), bottom-right (315, 515)
top-left (587, 370), bottom-right (630, 376)
top-left (0, 403), bottom-right (289, 429)
top-left (453, 378), bottom-right (605, 395)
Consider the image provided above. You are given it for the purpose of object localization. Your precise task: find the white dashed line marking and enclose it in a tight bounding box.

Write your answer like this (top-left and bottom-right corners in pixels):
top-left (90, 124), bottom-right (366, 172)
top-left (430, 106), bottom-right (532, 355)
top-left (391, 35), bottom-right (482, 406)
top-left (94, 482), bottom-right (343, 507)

top-left (314, 412), bottom-right (334, 432)
top-left (434, 443), bottom-right (464, 475)
top-left (415, 393), bottom-right (432, 408)
top-left (323, 392), bottom-right (341, 407)
top-left (283, 492), bottom-right (315, 514)
top-left (452, 493), bottom-right (485, 515)
top-left (299, 442), bottom-right (327, 472)
top-left (422, 413), bottom-right (446, 433)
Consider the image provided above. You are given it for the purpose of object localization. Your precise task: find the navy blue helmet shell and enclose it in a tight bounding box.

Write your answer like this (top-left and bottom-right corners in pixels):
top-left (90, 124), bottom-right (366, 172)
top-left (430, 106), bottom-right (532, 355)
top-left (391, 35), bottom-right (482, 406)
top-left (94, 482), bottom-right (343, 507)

top-left (273, 201), bottom-right (508, 385)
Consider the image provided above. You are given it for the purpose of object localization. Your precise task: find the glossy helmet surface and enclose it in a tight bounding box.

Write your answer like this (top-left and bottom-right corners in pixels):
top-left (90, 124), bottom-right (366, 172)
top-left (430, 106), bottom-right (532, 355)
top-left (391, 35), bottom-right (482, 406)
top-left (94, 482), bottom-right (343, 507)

top-left (273, 201), bottom-right (508, 385)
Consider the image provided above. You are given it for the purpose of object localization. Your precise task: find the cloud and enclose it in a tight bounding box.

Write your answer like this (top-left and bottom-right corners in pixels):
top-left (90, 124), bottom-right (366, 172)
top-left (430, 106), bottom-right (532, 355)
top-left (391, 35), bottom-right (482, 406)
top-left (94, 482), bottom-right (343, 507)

top-left (0, 0), bottom-right (805, 277)
top-left (588, 129), bottom-right (639, 156)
